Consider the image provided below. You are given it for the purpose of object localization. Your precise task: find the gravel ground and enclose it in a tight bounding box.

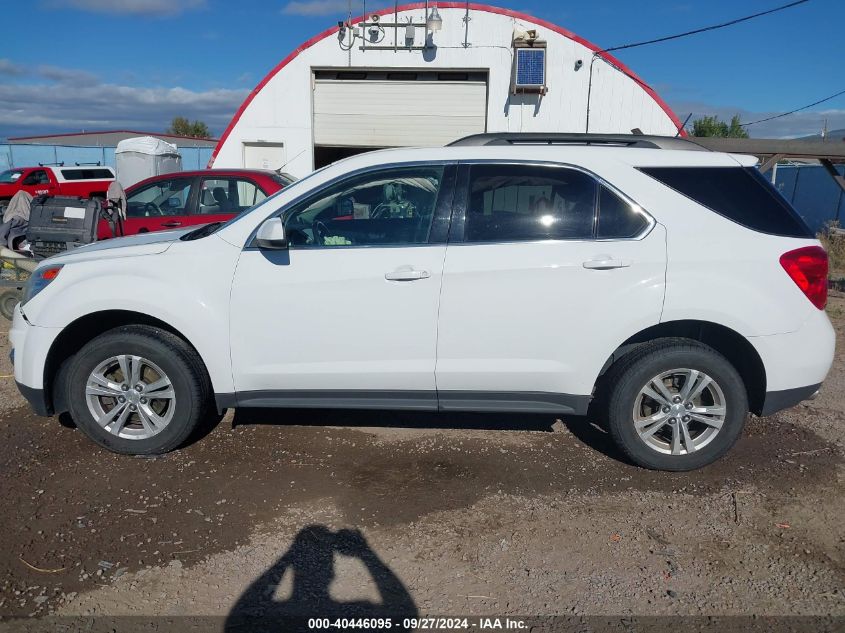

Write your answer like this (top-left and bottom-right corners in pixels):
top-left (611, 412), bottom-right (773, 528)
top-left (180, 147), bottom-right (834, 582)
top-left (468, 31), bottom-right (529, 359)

top-left (0, 298), bottom-right (843, 626)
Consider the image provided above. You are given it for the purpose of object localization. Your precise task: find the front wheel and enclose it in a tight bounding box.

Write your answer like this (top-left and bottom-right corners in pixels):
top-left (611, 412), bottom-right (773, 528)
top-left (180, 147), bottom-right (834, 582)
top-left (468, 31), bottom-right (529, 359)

top-left (605, 339), bottom-right (748, 471)
top-left (66, 325), bottom-right (210, 454)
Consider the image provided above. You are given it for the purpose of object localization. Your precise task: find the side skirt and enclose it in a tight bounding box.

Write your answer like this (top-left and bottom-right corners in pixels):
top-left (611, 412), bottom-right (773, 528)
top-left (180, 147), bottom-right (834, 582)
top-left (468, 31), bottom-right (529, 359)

top-left (215, 390), bottom-right (590, 416)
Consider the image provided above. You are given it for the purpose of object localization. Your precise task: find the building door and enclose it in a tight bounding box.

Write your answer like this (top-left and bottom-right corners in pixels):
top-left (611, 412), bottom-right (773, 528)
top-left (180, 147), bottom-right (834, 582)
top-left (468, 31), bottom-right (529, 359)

top-left (312, 70), bottom-right (488, 168)
top-left (243, 143), bottom-right (286, 171)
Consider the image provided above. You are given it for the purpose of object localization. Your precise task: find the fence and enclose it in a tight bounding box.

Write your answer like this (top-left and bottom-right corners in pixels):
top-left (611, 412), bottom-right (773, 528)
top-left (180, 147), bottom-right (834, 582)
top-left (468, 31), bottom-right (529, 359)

top-left (0, 143), bottom-right (214, 175)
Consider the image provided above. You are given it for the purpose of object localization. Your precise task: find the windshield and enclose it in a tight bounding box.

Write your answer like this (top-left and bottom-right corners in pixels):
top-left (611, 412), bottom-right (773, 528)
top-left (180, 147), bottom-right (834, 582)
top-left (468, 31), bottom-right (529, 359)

top-left (126, 178), bottom-right (192, 217)
top-left (0, 169), bottom-right (24, 184)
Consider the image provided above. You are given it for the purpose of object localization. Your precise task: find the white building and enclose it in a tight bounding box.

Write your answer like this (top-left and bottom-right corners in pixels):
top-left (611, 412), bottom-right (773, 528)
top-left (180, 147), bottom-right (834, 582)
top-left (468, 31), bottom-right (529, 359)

top-left (211, 2), bottom-right (682, 178)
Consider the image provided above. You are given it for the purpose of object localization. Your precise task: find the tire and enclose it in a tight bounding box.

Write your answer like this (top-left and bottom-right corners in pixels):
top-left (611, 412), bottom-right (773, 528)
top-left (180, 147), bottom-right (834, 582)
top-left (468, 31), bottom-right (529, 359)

top-left (66, 325), bottom-right (210, 455)
top-left (604, 338), bottom-right (748, 471)
top-left (0, 290), bottom-right (21, 321)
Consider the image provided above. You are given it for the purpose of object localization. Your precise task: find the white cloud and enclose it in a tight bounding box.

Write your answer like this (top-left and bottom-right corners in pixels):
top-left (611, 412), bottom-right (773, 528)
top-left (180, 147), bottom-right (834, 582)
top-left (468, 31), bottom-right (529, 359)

top-left (0, 61), bottom-right (247, 138)
top-left (0, 59), bottom-right (98, 85)
top-left (671, 100), bottom-right (845, 139)
top-left (36, 64), bottom-right (99, 85)
top-left (0, 59), bottom-right (25, 76)
top-left (45, 0), bottom-right (206, 16)
top-left (281, 0), bottom-right (352, 16)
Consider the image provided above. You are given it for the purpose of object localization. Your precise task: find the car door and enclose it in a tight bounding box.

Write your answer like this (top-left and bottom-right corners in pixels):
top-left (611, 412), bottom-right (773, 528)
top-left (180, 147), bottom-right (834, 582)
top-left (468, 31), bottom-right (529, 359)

top-left (195, 176), bottom-right (268, 225)
top-left (228, 163), bottom-right (455, 408)
top-left (20, 169), bottom-right (56, 197)
top-left (435, 162), bottom-right (667, 413)
top-left (120, 176), bottom-right (197, 235)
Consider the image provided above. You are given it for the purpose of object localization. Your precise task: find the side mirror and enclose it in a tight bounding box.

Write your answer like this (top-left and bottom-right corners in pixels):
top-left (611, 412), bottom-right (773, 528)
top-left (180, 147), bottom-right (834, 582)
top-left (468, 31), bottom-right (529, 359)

top-left (254, 217), bottom-right (287, 250)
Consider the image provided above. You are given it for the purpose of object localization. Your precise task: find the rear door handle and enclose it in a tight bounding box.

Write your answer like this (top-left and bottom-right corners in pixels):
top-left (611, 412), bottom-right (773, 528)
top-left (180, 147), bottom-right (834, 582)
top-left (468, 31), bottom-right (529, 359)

top-left (161, 221), bottom-right (183, 228)
top-left (385, 268), bottom-right (431, 282)
top-left (582, 257), bottom-right (631, 270)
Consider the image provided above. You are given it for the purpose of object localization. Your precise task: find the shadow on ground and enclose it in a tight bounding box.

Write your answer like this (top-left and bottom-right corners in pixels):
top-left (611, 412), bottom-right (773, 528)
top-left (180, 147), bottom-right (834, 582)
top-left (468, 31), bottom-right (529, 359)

top-left (233, 406), bottom-right (629, 464)
top-left (225, 526), bottom-right (416, 633)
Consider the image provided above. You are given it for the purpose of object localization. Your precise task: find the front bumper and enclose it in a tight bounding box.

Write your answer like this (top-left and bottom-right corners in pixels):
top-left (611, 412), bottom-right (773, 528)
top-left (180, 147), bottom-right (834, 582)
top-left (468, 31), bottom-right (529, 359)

top-left (9, 305), bottom-right (60, 417)
top-left (15, 380), bottom-right (50, 416)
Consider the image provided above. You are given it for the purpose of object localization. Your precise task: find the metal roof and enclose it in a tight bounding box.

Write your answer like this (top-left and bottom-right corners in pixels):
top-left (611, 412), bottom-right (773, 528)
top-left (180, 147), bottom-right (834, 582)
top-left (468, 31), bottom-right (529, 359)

top-left (691, 137), bottom-right (845, 162)
top-left (7, 130), bottom-right (218, 148)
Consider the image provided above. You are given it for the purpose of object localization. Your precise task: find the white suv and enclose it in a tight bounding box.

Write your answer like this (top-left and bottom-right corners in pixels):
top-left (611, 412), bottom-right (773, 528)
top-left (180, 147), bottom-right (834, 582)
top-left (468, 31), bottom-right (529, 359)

top-left (9, 134), bottom-right (835, 470)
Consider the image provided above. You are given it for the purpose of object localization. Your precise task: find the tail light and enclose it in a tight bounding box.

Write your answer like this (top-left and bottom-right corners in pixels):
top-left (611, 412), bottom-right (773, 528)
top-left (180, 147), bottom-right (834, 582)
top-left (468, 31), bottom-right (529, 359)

top-left (779, 246), bottom-right (828, 310)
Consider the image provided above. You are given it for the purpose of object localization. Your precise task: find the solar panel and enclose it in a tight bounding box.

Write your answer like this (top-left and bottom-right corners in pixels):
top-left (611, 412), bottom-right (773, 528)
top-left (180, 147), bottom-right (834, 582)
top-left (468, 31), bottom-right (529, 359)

top-left (515, 48), bottom-right (546, 88)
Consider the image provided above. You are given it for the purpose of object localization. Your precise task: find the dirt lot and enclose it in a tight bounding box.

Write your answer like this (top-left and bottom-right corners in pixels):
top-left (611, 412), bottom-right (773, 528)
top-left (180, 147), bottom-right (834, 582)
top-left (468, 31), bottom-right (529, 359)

top-left (0, 298), bottom-right (843, 628)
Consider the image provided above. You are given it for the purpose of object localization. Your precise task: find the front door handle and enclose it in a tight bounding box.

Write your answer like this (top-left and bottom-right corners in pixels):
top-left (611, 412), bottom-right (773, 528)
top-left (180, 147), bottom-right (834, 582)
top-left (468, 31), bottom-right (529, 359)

top-left (385, 268), bottom-right (431, 282)
top-left (582, 257), bottom-right (631, 270)
top-left (161, 221), bottom-right (183, 228)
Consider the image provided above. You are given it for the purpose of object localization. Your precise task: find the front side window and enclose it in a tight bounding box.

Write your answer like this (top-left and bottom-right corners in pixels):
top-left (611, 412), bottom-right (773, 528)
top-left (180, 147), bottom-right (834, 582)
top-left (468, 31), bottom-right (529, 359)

top-left (284, 166), bottom-right (444, 247)
top-left (464, 165), bottom-right (597, 242)
top-left (126, 178), bottom-right (193, 217)
top-left (22, 170), bottom-right (49, 186)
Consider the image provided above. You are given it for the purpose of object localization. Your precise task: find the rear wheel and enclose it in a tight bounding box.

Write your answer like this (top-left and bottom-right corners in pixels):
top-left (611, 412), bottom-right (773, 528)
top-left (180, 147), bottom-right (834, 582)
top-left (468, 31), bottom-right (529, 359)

top-left (66, 325), bottom-right (209, 454)
top-left (605, 339), bottom-right (748, 471)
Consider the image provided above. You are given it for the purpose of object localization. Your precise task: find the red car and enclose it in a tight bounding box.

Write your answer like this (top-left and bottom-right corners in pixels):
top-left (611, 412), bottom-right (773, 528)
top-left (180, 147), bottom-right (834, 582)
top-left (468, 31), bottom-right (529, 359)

top-left (98, 169), bottom-right (295, 239)
top-left (0, 165), bottom-right (115, 201)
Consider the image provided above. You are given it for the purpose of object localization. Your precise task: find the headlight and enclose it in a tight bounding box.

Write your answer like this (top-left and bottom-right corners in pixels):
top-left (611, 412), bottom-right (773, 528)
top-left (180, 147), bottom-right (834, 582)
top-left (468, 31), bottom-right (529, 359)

top-left (22, 265), bottom-right (63, 306)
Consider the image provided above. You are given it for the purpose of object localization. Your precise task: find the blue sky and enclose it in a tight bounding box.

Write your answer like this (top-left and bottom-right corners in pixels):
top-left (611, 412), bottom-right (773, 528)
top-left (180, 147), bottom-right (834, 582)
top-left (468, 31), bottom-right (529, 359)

top-left (1, 0), bottom-right (843, 138)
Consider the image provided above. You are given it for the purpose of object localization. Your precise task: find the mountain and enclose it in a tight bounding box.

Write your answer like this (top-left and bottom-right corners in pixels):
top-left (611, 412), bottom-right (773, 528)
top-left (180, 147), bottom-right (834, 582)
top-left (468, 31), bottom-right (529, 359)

top-left (798, 128), bottom-right (845, 141)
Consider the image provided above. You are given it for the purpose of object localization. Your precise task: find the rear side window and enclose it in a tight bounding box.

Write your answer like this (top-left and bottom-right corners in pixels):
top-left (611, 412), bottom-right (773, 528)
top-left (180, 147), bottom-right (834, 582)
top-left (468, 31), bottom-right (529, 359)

top-left (464, 164), bottom-right (597, 242)
top-left (640, 166), bottom-right (812, 238)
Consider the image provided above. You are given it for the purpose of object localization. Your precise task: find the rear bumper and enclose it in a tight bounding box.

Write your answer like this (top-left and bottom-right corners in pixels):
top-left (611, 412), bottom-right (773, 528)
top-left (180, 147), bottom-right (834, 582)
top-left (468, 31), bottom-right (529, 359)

top-left (759, 383), bottom-right (821, 417)
top-left (749, 309), bottom-right (835, 393)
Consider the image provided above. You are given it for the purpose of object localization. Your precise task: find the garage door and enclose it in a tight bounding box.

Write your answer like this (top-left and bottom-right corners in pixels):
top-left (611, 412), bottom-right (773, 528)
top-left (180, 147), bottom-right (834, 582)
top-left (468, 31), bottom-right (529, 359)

top-left (313, 73), bottom-right (488, 147)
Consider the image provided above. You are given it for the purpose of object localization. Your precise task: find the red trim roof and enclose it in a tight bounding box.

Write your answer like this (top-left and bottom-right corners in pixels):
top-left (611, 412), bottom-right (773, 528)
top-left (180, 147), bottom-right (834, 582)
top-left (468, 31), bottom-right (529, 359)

top-left (10, 130), bottom-right (219, 142)
top-left (209, 2), bottom-right (683, 166)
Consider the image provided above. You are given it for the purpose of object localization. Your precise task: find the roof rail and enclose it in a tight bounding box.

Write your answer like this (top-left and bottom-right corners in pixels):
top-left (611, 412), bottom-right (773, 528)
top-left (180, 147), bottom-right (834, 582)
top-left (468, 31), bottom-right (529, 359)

top-left (448, 133), bottom-right (709, 151)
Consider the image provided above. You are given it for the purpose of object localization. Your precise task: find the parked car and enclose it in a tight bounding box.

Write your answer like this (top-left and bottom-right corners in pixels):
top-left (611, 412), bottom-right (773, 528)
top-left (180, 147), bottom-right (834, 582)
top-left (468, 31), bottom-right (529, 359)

top-left (98, 169), bottom-right (295, 239)
top-left (9, 134), bottom-right (835, 471)
top-left (0, 165), bottom-right (115, 202)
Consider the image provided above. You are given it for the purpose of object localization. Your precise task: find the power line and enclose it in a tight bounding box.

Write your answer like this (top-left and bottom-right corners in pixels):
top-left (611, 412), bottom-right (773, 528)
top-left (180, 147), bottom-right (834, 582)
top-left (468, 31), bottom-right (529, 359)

top-left (600, 0), bottom-right (811, 53)
top-left (740, 89), bottom-right (845, 127)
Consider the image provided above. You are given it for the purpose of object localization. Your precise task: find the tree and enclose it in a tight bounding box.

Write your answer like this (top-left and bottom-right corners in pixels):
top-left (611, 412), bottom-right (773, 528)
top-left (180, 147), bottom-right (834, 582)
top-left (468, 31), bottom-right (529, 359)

top-left (166, 117), bottom-right (211, 138)
top-left (691, 114), bottom-right (749, 138)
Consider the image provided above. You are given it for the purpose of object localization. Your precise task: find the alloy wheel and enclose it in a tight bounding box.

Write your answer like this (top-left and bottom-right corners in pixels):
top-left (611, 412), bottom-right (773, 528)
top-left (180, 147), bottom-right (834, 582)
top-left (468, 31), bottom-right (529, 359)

top-left (632, 368), bottom-right (727, 456)
top-left (85, 355), bottom-right (176, 440)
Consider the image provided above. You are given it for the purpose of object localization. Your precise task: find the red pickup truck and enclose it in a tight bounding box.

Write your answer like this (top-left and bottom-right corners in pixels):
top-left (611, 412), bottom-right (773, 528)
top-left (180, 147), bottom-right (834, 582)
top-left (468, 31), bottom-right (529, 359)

top-left (0, 165), bottom-right (115, 202)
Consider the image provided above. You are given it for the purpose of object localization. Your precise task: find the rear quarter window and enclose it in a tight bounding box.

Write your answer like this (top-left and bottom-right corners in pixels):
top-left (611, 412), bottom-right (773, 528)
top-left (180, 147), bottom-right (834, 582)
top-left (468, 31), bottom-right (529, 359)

top-left (639, 166), bottom-right (812, 238)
